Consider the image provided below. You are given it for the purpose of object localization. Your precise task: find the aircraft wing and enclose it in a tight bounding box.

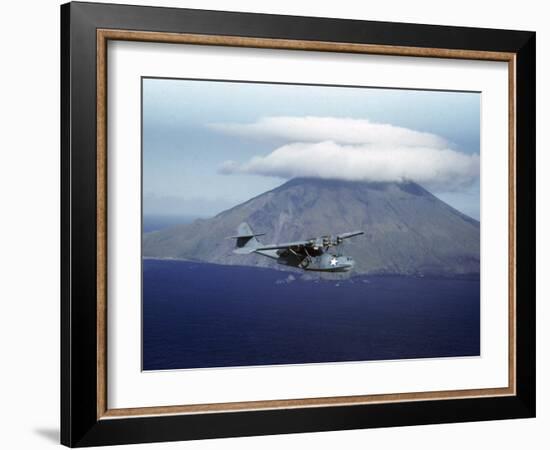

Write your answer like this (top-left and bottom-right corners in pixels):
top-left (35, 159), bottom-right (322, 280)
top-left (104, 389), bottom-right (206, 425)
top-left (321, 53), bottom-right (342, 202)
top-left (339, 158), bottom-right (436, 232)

top-left (254, 240), bottom-right (314, 251)
top-left (337, 231), bottom-right (364, 240)
top-left (255, 231), bottom-right (364, 251)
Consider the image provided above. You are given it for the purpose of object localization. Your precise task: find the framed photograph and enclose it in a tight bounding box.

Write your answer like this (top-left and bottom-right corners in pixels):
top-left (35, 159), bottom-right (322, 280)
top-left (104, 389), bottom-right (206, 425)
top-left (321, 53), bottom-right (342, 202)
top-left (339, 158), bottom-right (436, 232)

top-left (61, 2), bottom-right (536, 447)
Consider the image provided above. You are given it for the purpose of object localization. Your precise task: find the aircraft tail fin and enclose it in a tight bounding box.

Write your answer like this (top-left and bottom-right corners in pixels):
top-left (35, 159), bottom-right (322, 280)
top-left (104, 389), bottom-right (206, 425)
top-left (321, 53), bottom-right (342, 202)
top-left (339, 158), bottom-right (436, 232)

top-left (228, 222), bottom-right (265, 254)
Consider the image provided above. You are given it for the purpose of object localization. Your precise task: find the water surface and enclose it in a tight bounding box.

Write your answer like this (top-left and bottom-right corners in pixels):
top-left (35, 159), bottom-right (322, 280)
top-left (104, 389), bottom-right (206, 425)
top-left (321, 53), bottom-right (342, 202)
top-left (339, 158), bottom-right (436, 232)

top-left (143, 259), bottom-right (480, 370)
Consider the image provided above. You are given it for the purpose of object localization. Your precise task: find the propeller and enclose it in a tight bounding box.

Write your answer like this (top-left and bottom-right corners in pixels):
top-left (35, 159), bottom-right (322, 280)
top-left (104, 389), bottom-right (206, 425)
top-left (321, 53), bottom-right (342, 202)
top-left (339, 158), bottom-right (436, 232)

top-left (330, 231), bottom-right (364, 249)
top-left (310, 231), bottom-right (364, 250)
top-left (336, 231), bottom-right (364, 240)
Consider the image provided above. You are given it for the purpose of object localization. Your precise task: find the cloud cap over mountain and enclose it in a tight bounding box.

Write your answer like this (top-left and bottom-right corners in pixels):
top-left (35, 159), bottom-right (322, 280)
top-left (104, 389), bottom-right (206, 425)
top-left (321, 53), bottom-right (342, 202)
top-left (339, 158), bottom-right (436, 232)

top-left (214, 116), bottom-right (479, 191)
top-left (211, 116), bottom-right (449, 148)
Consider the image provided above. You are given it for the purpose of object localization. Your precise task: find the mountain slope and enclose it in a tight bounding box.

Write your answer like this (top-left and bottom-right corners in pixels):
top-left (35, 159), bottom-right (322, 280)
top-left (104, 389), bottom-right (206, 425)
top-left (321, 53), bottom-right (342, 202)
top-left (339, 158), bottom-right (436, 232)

top-left (143, 178), bottom-right (479, 275)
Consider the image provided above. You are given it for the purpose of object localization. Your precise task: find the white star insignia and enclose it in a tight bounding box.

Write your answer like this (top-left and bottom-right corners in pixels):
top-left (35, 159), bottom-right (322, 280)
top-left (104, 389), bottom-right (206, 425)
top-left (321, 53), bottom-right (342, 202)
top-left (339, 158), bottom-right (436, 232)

top-left (330, 257), bottom-right (338, 267)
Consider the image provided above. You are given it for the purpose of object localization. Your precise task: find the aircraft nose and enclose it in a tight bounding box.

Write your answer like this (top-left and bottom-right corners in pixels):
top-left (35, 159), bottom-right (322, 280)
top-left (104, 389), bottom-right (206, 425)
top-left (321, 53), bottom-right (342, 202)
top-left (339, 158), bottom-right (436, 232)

top-left (340, 256), bottom-right (354, 268)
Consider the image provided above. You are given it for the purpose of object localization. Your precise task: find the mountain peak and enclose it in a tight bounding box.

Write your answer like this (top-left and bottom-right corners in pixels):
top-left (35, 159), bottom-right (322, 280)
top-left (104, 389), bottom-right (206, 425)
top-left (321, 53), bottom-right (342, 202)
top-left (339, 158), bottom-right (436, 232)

top-left (276, 177), bottom-right (432, 197)
top-left (144, 177), bottom-right (479, 276)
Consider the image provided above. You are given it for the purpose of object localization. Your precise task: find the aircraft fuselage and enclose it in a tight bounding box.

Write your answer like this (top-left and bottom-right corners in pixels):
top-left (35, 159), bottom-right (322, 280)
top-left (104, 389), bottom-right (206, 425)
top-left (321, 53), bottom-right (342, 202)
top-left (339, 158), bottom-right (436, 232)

top-left (258, 249), bottom-right (355, 272)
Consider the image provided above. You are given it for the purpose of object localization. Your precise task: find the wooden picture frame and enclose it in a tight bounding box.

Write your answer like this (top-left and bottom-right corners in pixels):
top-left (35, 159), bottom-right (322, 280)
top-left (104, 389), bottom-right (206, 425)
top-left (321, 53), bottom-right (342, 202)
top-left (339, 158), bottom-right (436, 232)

top-left (61, 1), bottom-right (535, 447)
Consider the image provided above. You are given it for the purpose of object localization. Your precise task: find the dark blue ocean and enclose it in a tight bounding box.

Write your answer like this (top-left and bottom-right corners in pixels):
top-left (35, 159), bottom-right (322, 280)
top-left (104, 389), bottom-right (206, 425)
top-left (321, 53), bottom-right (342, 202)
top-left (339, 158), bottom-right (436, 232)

top-left (142, 259), bottom-right (480, 370)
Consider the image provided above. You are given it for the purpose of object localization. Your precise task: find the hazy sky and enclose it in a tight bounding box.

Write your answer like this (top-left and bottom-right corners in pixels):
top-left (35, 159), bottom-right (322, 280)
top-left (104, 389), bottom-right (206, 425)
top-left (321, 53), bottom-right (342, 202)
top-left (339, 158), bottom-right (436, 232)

top-left (143, 78), bottom-right (480, 219)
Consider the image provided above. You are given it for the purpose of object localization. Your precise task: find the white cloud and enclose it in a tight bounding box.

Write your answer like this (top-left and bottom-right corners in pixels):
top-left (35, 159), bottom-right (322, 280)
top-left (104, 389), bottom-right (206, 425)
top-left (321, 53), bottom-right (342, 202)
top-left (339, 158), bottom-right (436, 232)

top-left (214, 116), bottom-right (479, 190)
top-left (220, 141), bottom-right (479, 191)
top-left (210, 116), bottom-right (448, 148)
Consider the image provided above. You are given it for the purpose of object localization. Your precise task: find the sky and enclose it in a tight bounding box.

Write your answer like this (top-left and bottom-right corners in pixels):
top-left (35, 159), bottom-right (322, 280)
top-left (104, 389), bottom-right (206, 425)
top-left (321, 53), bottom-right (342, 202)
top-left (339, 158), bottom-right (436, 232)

top-left (143, 78), bottom-right (481, 219)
